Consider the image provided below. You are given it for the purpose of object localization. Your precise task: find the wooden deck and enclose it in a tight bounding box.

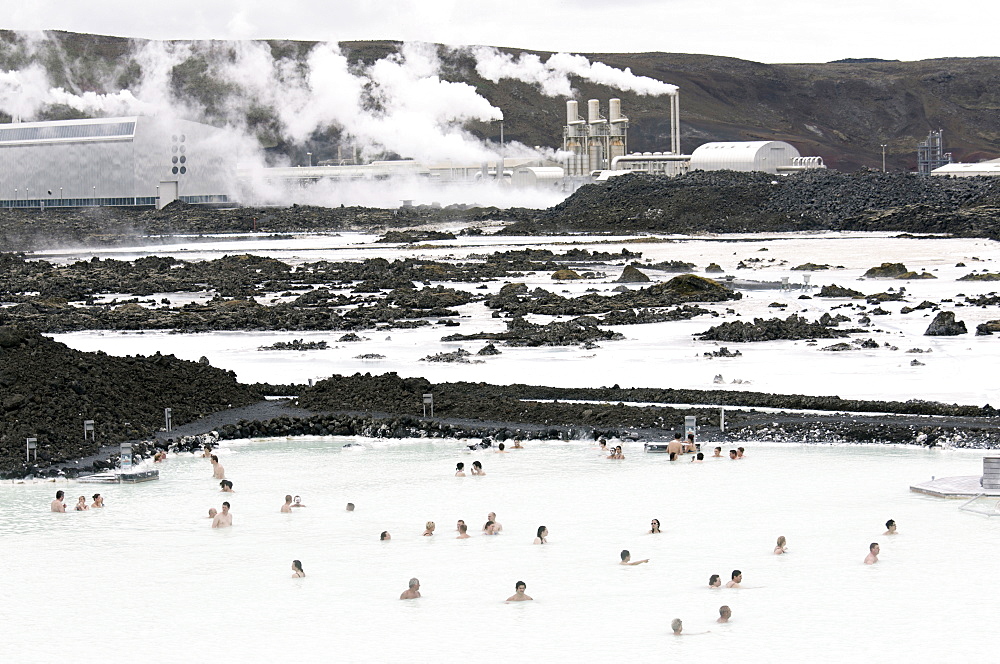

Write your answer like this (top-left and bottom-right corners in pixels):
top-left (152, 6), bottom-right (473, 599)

top-left (910, 475), bottom-right (1000, 499)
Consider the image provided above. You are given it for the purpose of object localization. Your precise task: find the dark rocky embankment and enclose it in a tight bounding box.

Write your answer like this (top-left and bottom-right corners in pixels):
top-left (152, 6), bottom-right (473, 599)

top-left (0, 327), bottom-right (261, 475)
top-left (6, 331), bottom-right (1000, 477)
top-left (501, 170), bottom-right (1000, 238)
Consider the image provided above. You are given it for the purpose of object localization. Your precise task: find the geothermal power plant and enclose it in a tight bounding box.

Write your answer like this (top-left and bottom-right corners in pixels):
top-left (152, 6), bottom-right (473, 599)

top-left (1, 86), bottom-right (992, 210)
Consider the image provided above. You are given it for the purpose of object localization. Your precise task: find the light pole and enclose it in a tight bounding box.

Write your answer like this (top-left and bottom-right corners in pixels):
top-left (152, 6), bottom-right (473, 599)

top-left (880, 144), bottom-right (887, 172)
top-left (307, 152), bottom-right (313, 167)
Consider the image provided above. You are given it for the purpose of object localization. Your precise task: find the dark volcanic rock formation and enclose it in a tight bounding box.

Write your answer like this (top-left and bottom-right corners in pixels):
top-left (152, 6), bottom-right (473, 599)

top-left (616, 265), bottom-right (651, 283)
top-left (863, 263), bottom-right (909, 278)
top-left (0, 327), bottom-right (261, 473)
top-left (442, 315), bottom-right (624, 346)
top-left (697, 314), bottom-right (855, 342)
top-left (499, 171), bottom-right (1000, 237)
top-left (924, 311), bottom-right (967, 336)
top-left (486, 274), bottom-right (738, 318)
top-left (817, 284), bottom-right (865, 298)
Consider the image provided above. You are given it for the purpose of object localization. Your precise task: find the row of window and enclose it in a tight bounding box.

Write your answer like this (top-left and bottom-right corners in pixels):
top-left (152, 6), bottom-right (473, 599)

top-left (0, 122), bottom-right (136, 143)
top-left (1, 197), bottom-right (155, 208)
top-left (179, 195), bottom-right (229, 204)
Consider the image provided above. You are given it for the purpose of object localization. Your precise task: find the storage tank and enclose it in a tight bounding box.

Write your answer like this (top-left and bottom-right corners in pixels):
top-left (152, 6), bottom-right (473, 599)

top-left (609, 98), bottom-right (623, 123)
top-left (587, 99), bottom-right (602, 124)
top-left (566, 100), bottom-right (582, 125)
top-left (688, 141), bottom-right (801, 174)
top-left (511, 166), bottom-right (565, 188)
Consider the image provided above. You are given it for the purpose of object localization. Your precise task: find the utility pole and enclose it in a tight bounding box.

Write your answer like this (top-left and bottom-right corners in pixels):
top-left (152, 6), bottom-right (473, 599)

top-left (880, 144), bottom-right (887, 172)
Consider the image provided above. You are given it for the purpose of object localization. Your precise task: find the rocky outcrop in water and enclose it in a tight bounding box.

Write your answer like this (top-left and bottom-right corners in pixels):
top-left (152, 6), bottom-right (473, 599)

top-left (924, 311), bottom-right (967, 336)
top-left (442, 315), bottom-right (624, 347)
top-left (817, 284), bottom-right (865, 298)
top-left (863, 263), bottom-right (909, 278)
top-left (697, 314), bottom-right (855, 342)
top-left (616, 265), bottom-right (651, 283)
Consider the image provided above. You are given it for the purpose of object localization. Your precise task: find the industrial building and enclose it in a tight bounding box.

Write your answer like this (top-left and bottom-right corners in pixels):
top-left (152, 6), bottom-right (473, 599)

top-left (931, 158), bottom-right (1000, 177)
top-left (563, 99), bottom-right (825, 181)
top-left (0, 116), bottom-right (233, 209)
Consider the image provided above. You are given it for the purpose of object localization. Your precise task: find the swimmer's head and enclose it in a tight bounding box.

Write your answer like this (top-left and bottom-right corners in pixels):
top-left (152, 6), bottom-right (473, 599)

top-left (285, 495), bottom-right (292, 503)
top-left (777, 535), bottom-right (786, 547)
top-left (674, 433), bottom-right (682, 440)
top-left (870, 542), bottom-right (879, 552)
top-left (459, 524), bottom-right (468, 534)
top-left (209, 508), bottom-right (217, 517)
top-left (292, 560), bottom-right (303, 573)
top-left (620, 549), bottom-right (630, 561)
top-left (729, 450), bottom-right (738, 458)
top-left (425, 521), bottom-right (435, 531)
top-left (472, 461), bottom-right (482, 469)
top-left (56, 490), bottom-right (64, 500)
top-left (687, 433), bottom-right (694, 440)
top-left (293, 496), bottom-right (301, 503)
top-left (346, 503), bottom-right (355, 511)
top-left (536, 525), bottom-right (547, 538)
top-left (456, 462), bottom-right (464, 471)
top-left (731, 569), bottom-right (742, 580)
top-left (719, 605), bottom-right (731, 619)
top-left (709, 574), bottom-right (720, 587)
top-left (671, 618), bottom-right (682, 633)
top-left (92, 494), bottom-right (101, 500)
top-left (651, 519), bottom-right (660, 530)
top-left (669, 452), bottom-right (677, 461)
top-left (715, 447), bottom-right (722, 453)
top-left (885, 519), bottom-right (895, 529)
top-left (696, 452), bottom-right (704, 460)
top-left (515, 581), bottom-right (526, 592)
top-left (222, 502), bottom-right (230, 510)
top-left (498, 442), bottom-right (505, 451)
top-left (211, 455), bottom-right (219, 463)
top-left (408, 578), bottom-right (419, 589)
top-left (380, 531), bottom-right (390, 541)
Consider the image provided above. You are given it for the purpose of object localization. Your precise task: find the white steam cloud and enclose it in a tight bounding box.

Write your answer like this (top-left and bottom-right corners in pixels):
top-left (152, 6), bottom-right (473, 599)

top-left (470, 46), bottom-right (677, 96)
top-left (0, 36), bottom-right (671, 208)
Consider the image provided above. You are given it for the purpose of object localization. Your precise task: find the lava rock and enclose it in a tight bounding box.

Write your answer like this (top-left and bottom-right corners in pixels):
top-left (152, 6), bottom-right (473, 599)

top-left (616, 265), bottom-right (651, 283)
top-left (924, 311), bottom-right (967, 336)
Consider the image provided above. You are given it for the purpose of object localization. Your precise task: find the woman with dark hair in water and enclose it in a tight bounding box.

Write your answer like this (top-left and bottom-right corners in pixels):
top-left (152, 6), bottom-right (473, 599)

top-left (649, 519), bottom-right (661, 534)
top-left (533, 526), bottom-right (548, 544)
top-left (455, 462), bottom-right (465, 477)
top-left (291, 560), bottom-right (305, 578)
top-left (471, 460), bottom-right (485, 476)
top-left (380, 531), bottom-right (391, 541)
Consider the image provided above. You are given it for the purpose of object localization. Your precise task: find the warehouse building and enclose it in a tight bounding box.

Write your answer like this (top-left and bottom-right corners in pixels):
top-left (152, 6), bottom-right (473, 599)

top-left (931, 158), bottom-right (1000, 177)
top-left (0, 116), bottom-right (234, 209)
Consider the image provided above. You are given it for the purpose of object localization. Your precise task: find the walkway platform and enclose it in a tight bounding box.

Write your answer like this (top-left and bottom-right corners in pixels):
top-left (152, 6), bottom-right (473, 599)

top-left (910, 475), bottom-right (1000, 499)
top-left (77, 470), bottom-right (159, 484)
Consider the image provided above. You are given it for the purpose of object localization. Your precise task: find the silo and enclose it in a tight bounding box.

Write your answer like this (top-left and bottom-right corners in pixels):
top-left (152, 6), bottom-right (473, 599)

top-left (566, 100), bottom-right (580, 125)
top-left (609, 98), bottom-right (622, 123)
top-left (587, 99), bottom-right (602, 124)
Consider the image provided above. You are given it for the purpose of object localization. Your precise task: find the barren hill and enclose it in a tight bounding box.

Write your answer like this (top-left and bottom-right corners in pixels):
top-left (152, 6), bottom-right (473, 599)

top-left (1, 30), bottom-right (998, 171)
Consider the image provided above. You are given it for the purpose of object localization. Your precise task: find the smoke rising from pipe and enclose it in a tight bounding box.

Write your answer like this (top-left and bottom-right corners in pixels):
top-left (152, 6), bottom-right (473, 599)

top-left (0, 35), bottom-right (649, 208)
top-left (470, 46), bottom-right (677, 96)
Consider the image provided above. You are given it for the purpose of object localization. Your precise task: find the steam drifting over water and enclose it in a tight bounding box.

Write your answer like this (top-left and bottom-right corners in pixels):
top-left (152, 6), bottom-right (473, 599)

top-left (0, 33), bottom-right (677, 207)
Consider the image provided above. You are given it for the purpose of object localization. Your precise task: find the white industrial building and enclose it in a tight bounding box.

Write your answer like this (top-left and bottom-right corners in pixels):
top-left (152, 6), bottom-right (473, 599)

top-left (931, 158), bottom-right (1000, 177)
top-left (0, 116), bottom-right (234, 209)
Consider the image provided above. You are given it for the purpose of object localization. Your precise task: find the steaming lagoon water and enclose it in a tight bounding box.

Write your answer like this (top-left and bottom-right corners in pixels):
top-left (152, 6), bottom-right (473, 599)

top-left (9, 230), bottom-right (1000, 660)
top-left (2, 439), bottom-right (996, 662)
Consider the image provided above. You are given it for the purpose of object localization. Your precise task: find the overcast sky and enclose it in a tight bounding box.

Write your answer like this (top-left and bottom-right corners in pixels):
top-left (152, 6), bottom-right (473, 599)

top-left (6, 0), bottom-right (999, 63)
